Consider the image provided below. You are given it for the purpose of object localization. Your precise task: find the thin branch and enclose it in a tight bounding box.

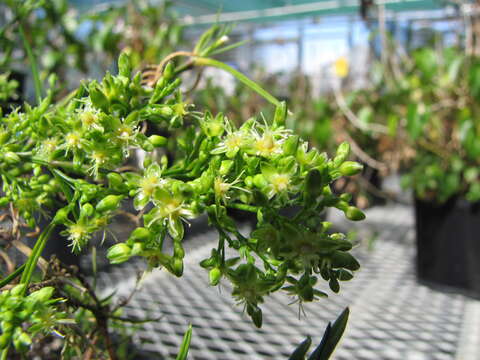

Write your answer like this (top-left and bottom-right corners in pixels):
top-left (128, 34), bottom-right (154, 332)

top-left (339, 130), bottom-right (388, 171)
top-left (331, 80), bottom-right (389, 135)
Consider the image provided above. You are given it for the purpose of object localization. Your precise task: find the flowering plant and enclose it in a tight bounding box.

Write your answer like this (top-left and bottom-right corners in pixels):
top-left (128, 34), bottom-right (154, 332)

top-left (0, 20), bottom-right (364, 358)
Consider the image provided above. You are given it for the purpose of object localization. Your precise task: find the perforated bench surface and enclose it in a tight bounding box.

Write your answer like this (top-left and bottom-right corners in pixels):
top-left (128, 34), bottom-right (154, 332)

top-left (98, 205), bottom-right (480, 360)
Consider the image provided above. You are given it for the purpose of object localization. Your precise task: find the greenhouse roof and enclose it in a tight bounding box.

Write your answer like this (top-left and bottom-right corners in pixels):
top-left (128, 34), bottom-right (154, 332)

top-left (175, 0), bottom-right (449, 25)
top-left (73, 0), bottom-right (452, 24)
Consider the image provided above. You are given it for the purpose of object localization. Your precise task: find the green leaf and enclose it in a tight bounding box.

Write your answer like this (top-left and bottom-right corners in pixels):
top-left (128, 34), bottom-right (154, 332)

top-left (0, 264), bottom-right (26, 288)
top-left (175, 324), bottom-right (193, 360)
top-left (308, 307), bottom-right (349, 360)
top-left (194, 57), bottom-right (281, 108)
top-left (289, 336), bottom-right (312, 360)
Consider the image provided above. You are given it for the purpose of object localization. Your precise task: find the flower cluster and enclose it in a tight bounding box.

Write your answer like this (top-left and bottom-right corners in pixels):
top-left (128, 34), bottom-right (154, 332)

top-left (0, 48), bottom-right (364, 330)
top-left (0, 285), bottom-right (67, 353)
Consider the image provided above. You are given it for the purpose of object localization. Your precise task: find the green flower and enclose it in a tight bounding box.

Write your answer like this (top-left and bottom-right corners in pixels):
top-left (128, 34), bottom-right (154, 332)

top-left (134, 163), bottom-right (166, 210)
top-left (211, 121), bottom-right (251, 158)
top-left (260, 162), bottom-right (298, 199)
top-left (213, 172), bottom-right (250, 204)
top-left (61, 219), bottom-right (96, 252)
top-left (248, 121), bottom-right (291, 158)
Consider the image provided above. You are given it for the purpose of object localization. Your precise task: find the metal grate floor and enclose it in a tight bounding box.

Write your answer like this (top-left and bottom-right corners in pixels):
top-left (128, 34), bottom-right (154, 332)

top-left (98, 205), bottom-right (480, 359)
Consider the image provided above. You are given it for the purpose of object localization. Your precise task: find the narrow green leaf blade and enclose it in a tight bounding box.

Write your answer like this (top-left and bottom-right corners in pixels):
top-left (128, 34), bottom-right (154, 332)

top-left (289, 336), bottom-right (312, 360)
top-left (308, 307), bottom-right (349, 360)
top-left (176, 324), bottom-right (193, 360)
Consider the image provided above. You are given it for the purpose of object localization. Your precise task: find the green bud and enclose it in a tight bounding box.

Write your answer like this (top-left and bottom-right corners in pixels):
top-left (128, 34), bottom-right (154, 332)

top-left (219, 160), bottom-right (234, 175)
top-left (331, 251), bottom-right (360, 271)
top-left (0, 130), bottom-right (10, 145)
top-left (28, 287), bottom-right (54, 302)
top-left (141, 140), bottom-right (155, 152)
top-left (171, 258), bottom-right (184, 277)
top-left (299, 285), bottom-right (314, 302)
top-left (163, 61), bottom-right (175, 80)
top-left (96, 195), bottom-right (123, 213)
top-left (0, 333), bottom-right (10, 349)
top-left (33, 166), bottom-right (42, 177)
top-left (143, 156), bottom-right (153, 168)
top-left (247, 304), bottom-right (262, 328)
top-left (345, 206), bottom-right (365, 221)
top-left (209, 268), bottom-right (222, 286)
top-left (321, 221), bottom-right (332, 231)
top-left (131, 242), bottom-right (143, 256)
top-left (339, 161), bottom-right (363, 176)
top-left (10, 284), bottom-right (26, 296)
top-left (282, 135), bottom-right (299, 156)
top-left (3, 311), bottom-right (15, 322)
top-left (244, 176), bottom-right (253, 188)
top-left (17, 332), bottom-right (31, 346)
top-left (107, 243), bottom-right (132, 264)
top-left (273, 101), bottom-right (287, 126)
top-left (89, 85), bottom-right (109, 111)
top-left (4, 152), bottom-right (20, 164)
top-left (52, 206), bottom-right (71, 224)
top-left (253, 174), bottom-right (268, 189)
top-left (80, 203), bottom-right (94, 217)
top-left (329, 278), bottom-right (340, 293)
top-left (107, 172), bottom-right (123, 190)
top-left (118, 51), bottom-right (132, 78)
top-left (0, 197), bottom-right (9, 207)
top-left (129, 227), bottom-right (151, 241)
top-left (148, 135), bottom-right (168, 147)
top-left (337, 269), bottom-right (354, 281)
top-left (37, 174), bottom-right (50, 184)
top-left (333, 142), bottom-right (350, 167)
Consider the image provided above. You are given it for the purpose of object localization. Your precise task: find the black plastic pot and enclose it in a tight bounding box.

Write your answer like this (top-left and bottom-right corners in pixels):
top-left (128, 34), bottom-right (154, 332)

top-left (414, 197), bottom-right (480, 297)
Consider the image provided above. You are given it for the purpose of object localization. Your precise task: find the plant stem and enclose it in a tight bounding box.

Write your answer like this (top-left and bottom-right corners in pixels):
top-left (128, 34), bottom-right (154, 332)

top-left (19, 24), bottom-right (42, 105)
top-left (0, 263), bottom-right (26, 288)
top-left (228, 203), bottom-right (259, 213)
top-left (19, 224), bottom-right (55, 292)
top-left (194, 57), bottom-right (282, 108)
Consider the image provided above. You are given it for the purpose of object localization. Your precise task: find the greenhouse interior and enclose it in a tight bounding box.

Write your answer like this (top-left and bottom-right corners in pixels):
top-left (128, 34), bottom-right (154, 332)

top-left (0, 0), bottom-right (480, 359)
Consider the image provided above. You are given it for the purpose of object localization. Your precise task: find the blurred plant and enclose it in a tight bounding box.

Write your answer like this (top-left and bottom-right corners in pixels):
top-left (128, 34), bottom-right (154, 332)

top-left (397, 46), bottom-right (480, 203)
top-left (84, 0), bottom-right (183, 71)
top-left (0, 73), bottom-right (18, 105)
top-left (0, 0), bottom-right (88, 96)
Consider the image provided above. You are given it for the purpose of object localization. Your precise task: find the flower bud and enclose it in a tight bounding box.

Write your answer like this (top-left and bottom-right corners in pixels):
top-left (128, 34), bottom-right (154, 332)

top-left (209, 268), bottom-right (222, 286)
top-left (28, 287), bottom-right (55, 302)
top-left (282, 135), bottom-right (299, 156)
top-left (52, 206), bottom-right (71, 224)
top-left (0, 197), bottom-right (9, 207)
top-left (148, 135), bottom-right (167, 147)
top-left (339, 161), bottom-right (363, 176)
top-left (96, 195), bottom-right (123, 213)
top-left (107, 172), bottom-right (123, 190)
top-left (171, 258), bottom-right (184, 277)
top-left (107, 243), bottom-right (132, 264)
top-left (10, 284), bottom-right (26, 296)
top-left (345, 206), bottom-right (365, 221)
top-left (118, 51), bottom-right (132, 78)
top-left (273, 101), bottom-right (287, 126)
top-left (333, 142), bottom-right (350, 167)
top-left (80, 203), bottom-right (94, 217)
top-left (4, 152), bottom-right (20, 164)
top-left (219, 160), bottom-right (233, 175)
top-left (253, 174), bottom-right (267, 189)
top-left (129, 227), bottom-right (151, 241)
